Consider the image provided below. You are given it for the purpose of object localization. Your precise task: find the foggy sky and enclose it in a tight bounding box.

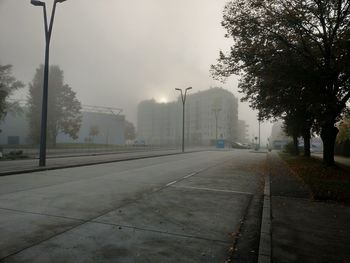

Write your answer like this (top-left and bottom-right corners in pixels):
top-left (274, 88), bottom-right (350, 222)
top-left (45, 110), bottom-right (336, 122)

top-left (0, 0), bottom-right (272, 143)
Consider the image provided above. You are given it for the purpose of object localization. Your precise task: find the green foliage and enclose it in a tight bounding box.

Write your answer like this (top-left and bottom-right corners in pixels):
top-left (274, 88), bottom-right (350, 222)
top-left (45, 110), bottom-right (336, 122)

top-left (89, 125), bottom-right (99, 143)
top-left (337, 118), bottom-right (350, 143)
top-left (3, 150), bottom-right (29, 160)
top-left (27, 65), bottom-right (82, 144)
top-left (89, 125), bottom-right (99, 137)
top-left (0, 64), bottom-right (24, 121)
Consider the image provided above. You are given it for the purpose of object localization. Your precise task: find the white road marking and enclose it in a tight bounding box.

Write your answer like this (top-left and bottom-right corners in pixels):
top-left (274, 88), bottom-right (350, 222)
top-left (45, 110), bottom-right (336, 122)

top-left (172, 185), bottom-right (253, 195)
top-left (183, 172), bottom-right (196, 179)
top-left (166, 180), bottom-right (177, 186)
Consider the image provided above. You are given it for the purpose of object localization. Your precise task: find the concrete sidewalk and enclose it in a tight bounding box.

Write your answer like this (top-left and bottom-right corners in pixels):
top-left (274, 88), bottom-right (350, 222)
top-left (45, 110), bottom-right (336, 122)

top-left (267, 152), bottom-right (350, 263)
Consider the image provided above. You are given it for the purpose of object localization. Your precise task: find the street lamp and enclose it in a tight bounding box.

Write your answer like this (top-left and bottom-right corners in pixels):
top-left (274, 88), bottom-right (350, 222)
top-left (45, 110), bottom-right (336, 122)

top-left (31, 0), bottom-right (67, 166)
top-left (258, 112), bottom-right (262, 151)
top-left (175, 87), bottom-right (192, 153)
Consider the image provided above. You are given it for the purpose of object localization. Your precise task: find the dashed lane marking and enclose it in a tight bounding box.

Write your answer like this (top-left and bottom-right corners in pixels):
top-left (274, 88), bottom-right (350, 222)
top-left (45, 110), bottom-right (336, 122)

top-left (183, 172), bottom-right (196, 179)
top-left (172, 185), bottom-right (253, 195)
top-left (166, 180), bottom-right (177, 186)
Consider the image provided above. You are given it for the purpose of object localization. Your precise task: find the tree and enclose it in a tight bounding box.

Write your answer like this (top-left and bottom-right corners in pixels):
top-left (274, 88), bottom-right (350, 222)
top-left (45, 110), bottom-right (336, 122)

top-left (27, 65), bottom-right (82, 145)
top-left (89, 125), bottom-right (99, 143)
top-left (212, 0), bottom-right (350, 166)
top-left (124, 120), bottom-right (136, 140)
top-left (337, 118), bottom-right (350, 143)
top-left (335, 117), bottom-right (350, 155)
top-left (0, 64), bottom-right (24, 121)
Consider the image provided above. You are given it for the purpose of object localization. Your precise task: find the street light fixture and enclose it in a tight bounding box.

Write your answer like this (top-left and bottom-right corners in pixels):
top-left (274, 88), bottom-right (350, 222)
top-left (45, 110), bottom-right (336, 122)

top-left (31, 1), bottom-right (45, 6)
top-left (30, 0), bottom-right (67, 166)
top-left (175, 87), bottom-right (192, 153)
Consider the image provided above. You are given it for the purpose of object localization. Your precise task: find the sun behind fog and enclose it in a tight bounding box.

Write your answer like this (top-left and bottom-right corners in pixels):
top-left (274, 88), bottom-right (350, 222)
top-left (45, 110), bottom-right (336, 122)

top-left (157, 97), bottom-right (168, 103)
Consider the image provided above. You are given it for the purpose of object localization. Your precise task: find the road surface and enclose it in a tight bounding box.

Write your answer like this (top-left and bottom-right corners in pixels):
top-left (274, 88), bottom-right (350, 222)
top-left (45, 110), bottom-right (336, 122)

top-left (0, 150), bottom-right (265, 262)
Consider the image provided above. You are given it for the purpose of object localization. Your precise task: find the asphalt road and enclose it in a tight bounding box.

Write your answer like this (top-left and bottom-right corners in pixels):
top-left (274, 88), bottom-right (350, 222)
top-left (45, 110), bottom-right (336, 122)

top-left (0, 150), bottom-right (265, 262)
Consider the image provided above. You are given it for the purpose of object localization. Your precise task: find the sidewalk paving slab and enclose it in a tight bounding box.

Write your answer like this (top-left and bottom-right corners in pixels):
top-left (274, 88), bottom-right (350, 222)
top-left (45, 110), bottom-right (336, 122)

top-left (268, 152), bottom-right (350, 263)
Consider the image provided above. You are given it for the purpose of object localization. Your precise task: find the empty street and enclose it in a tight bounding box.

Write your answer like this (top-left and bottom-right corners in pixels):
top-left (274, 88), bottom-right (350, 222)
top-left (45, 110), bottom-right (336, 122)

top-left (0, 150), bottom-right (265, 262)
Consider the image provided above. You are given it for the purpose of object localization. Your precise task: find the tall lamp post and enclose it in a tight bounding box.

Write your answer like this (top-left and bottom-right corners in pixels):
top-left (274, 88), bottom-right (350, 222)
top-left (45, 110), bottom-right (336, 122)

top-left (31, 0), bottom-right (67, 166)
top-left (175, 87), bottom-right (192, 153)
top-left (258, 112), bottom-right (262, 151)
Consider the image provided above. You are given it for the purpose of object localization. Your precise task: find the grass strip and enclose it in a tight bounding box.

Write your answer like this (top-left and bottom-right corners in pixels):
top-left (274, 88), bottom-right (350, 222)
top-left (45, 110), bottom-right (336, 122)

top-left (279, 153), bottom-right (350, 204)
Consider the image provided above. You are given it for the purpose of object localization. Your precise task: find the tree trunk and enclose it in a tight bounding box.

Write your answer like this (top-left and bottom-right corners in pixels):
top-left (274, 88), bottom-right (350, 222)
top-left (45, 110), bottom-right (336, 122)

top-left (293, 133), bottom-right (299, 155)
top-left (303, 128), bottom-right (311, 157)
top-left (320, 124), bottom-right (338, 166)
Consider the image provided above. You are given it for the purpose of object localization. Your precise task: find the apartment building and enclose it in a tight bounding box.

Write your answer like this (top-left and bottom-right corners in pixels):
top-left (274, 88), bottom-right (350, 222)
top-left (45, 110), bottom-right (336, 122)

top-left (137, 87), bottom-right (239, 146)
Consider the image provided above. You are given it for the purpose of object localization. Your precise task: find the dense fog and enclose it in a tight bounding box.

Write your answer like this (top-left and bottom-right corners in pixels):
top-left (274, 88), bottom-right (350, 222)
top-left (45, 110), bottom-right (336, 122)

top-left (0, 0), bottom-right (272, 143)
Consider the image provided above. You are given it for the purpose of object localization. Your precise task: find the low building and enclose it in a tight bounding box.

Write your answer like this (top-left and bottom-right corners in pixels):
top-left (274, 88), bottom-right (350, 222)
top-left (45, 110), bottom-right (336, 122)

top-left (0, 111), bottom-right (30, 145)
top-left (0, 105), bottom-right (126, 146)
top-left (57, 111), bottom-right (125, 145)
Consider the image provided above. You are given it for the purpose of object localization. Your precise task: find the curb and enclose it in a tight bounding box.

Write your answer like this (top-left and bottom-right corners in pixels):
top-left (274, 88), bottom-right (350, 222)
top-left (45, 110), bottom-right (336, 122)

top-left (258, 173), bottom-right (272, 263)
top-left (0, 150), bottom-right (204, 177)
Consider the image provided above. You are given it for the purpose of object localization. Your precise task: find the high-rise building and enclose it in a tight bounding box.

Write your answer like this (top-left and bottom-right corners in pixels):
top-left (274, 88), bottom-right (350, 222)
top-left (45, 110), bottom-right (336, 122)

top-left (137, 87), bottom-right (239, 146)
top-left (137, 100), bottom-right (180, 145)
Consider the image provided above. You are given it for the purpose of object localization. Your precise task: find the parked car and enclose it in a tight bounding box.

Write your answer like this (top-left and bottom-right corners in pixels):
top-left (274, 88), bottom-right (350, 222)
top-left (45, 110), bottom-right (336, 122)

top-left (231, 142), bottom-right (250, 149)
top-left (133, 139), bottom-right (146, 146)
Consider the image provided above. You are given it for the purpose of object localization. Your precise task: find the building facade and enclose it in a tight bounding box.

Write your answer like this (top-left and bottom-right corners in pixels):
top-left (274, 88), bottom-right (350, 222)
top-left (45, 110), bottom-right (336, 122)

top-left (0, 106), bottom-right (125, 145)
top-left (56, 111), bottom-right (125, 145)
top-left (137, 87), bottom-right (239, 146)
top-left (137, 100), bottom-right (180, 145)
top-left (0, 111), bottom-right (30, 145)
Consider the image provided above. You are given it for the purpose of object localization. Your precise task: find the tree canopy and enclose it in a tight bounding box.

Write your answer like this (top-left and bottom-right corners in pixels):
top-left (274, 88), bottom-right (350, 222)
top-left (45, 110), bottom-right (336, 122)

top-left (27, 65), bottom-right (82, 145)
top-left (212, 0), bottom-right (350, 165)
top-left (337, 118), bottom-right (350, 143)
top-left (0, 64), bottom-right (23, 121)
top-left (89, 125), bottom-right (100, 143)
